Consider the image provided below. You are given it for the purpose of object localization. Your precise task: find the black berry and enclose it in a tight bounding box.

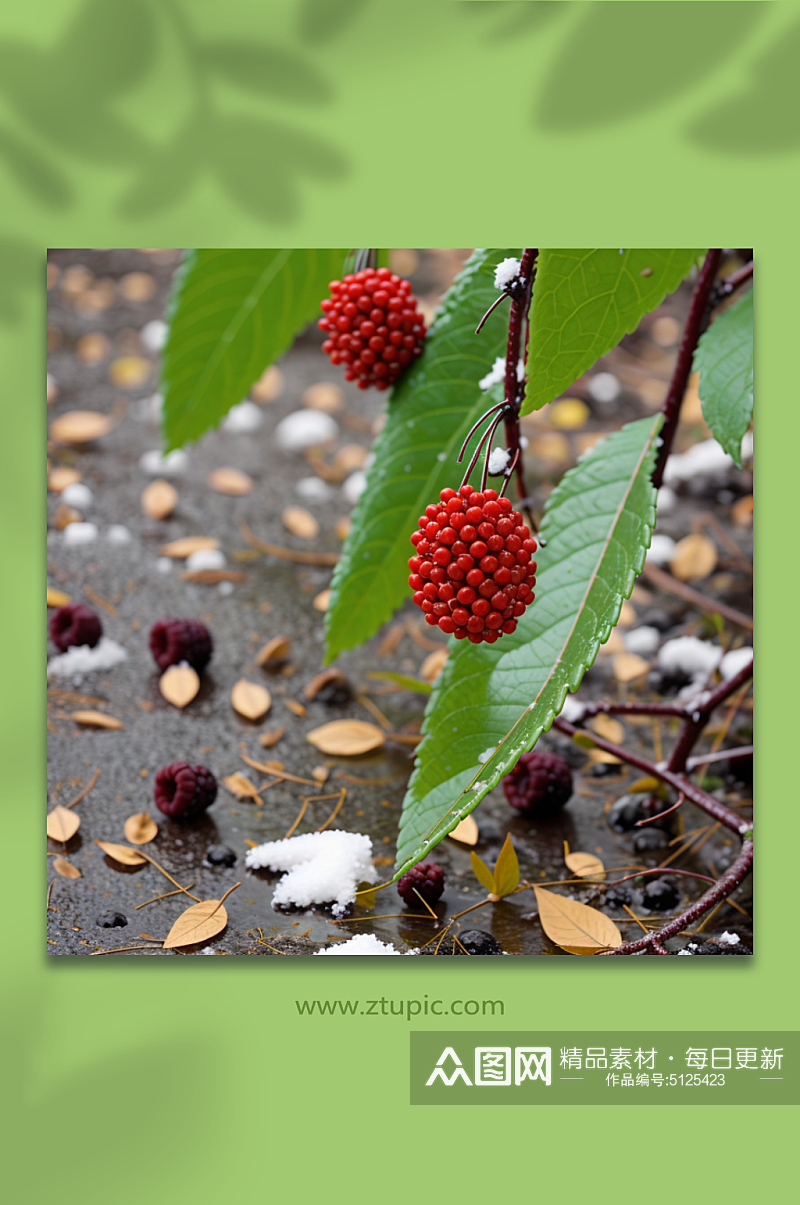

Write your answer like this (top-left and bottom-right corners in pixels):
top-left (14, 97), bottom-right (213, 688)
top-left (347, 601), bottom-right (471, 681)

top-left (397, 862), bottom-right (445, 907)
top-left (154, 762), bottom-right (217, 820)
top-left (96, 911), bottom-right (128, 928)
top-left (409, 483), bottom-right (537, 644)
top-left (608, 794), bottom-right (650, 832)
top-left (149, 618), bottom-right (213, 673)
top-left (49, 603), bottom-right (102, 651)
top-left (502, 750), bottom-right (572, 817)
top-left (319, 267), bottom-right (426, 391)
top-left (206, 844), bottom-right (236, 867)
top-left (641, 877), bottom-right (680, 911)
top-left (457, 929), bottom-right (502, 955)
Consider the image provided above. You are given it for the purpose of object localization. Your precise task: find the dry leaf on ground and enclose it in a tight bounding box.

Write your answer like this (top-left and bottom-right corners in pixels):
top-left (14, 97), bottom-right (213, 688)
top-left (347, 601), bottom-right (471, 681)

top-left (564, 851), bottom-right (606, 881)
top-left (282, 507), bottom-right (319, 540)
top-left (304, 668), bottom-right (348, 701)
top-left (256, 636), bottom-right (291, 668)
top-left (448, 815), bottom-right (479, 846)
top-left (160, 664), bottom-right (200, 709)
top-left (306, 720), bottom-right (385, 756)
top-left (589, 714), bottom-right (625, 745)
top-left (142, 479), bottom-right (178, 519)
top-left (47, 806), bottom-right (81, 842)
top-left (285, 699), bottom-right (307, 717)
top-left (163, 898), bottom-right (231, 949)
top-left (231, 679), bottom-right (271, 720)
top-left (258, 725), bottom-right (285, 748)
top-left (670, 533), bottom-right (718, 582)
top-left (124, 812), bottom-right (158, 845)
top-left (71, 710), bottom-right (124, 730)
top-left (160, 536), bottom-right (218, 558)
top-left (94, 840), bottom-right (147, 866)
top-left (613, 653), bottom-right (650, 683)
top-left (50, 410), bottom-right (113, 443)
top-left (302, 381), bottom-right (344, 412)
top-left (222, 772), bottom-right (262, 802)
top-left (48, 466), bottom-right (82, 493)
top-left (208, 467), bottom-right (253, 495)
top-left (52, 855), bottom-right (81, 879)
top-left (47, 587), bottom-right (71, 607)
top-left (251, 365), bottom-right (284, 402)
top-left (313, 589), bottom-right (331, 612)
top-left (534, 886), bottom-right (622, 954)
top-left (54, 504), bottom-right (82, 530)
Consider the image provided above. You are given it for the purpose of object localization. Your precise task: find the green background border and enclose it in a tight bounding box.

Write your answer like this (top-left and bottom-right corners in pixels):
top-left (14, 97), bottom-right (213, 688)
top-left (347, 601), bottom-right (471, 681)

top-left (5, 0), bottom-right (796, 1197)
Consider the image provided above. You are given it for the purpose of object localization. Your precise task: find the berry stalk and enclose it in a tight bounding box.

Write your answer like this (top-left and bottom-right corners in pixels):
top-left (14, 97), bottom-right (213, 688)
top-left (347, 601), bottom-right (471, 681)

top-left (502, 249), bottom-right (538, 520)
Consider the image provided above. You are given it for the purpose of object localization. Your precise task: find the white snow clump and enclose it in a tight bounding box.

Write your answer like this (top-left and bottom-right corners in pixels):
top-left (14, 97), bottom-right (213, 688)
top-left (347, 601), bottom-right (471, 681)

top-left (646, 534), bottom-right (676, 566)
top-left (139, 448), bottom-right (188, 476)
top-left (623, 626), bottom-right (661, 657)
top-left (658, 636), bottom-right (722, 683)
top-left (245, 829), bottom-right (378, 916)
top-left (343, 470), bottom-right (367, 505)
top-left (274, 410), bottom-right (339, 452)
top-left (222, 401), bottom-right (262, 433)
top-left (479, 357), bottom-right (524, 392)
top-left (656, 486), bottom-right (677, 515)
top-left (719, 931), bottom-right (740, 946)
top-left (106, 525), bottom-right (132, 544)
top-left (588, 372), bottom-right (620, 403)
top-left (663, 438), bottom-right (732, 484)
top-left (494, 258), bottom-right (521, 290)
top-left (140, 319), bottom-right (168, 353)
top-left (487, 447), bottom-right (511, 475)
top-left (47, 637), bottom-right (127, 680)
top-left (315, 934), bottom-right (403, 956)
top-left (63, 522), bottom-right (98, 546)
top-left (295, 476), bottom-right (335, 503)
top-left (720, 646), bottom-right (753, 681)
top-left (61, 482), bottom-right (93, 510)
top-left (186, 548), bottom-right (226, 572)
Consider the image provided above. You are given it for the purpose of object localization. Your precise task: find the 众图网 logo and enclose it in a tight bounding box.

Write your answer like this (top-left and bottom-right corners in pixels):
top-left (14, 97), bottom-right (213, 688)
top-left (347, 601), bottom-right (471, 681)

top-left (426, 1046), bottom-right (552, 1087)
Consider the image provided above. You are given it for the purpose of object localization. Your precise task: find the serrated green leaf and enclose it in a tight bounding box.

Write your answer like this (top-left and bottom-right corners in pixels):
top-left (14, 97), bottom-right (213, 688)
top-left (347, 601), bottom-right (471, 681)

top-left (524, 249), bottom-right (704, 414)
top-left (492, 834), bottom-right (520, 898)
top-left (470, 851), bottom-right (496, 895)
top-left (395, 414), bottom-right (661, 875)
top-left (693, 289), bottom-right (753, 467)
top-left (161, 248), bottom-right (348, 450)
top-left (324, 248), bottom-right (518, 664)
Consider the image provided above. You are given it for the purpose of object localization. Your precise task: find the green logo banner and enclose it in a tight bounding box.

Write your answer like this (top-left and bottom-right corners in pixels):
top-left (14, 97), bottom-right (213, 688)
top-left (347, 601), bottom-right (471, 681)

top-left (411, 1032), bottom-right (798, 1106)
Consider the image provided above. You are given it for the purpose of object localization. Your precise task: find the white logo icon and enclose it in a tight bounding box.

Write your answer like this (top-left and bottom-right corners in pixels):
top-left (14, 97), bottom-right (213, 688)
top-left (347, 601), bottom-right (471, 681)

top-left (426, 1046), bottom-right (552, 1087)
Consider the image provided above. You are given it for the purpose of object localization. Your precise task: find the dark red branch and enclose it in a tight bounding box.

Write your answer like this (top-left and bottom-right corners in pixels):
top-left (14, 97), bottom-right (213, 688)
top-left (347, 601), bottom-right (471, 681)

top-left (502, 249), bottom-right (537, 510)
top-left (652, 249), bottom-right (722, 489)
top-left (666, 658), bottom-right (753, 774)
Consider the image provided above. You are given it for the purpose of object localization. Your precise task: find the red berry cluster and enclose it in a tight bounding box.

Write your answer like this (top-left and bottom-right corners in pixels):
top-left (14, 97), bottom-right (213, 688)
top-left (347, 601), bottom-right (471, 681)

top-left (319, 266), bottom-right (426, 390)
top-left (409, 484), bottom-right (537, 643)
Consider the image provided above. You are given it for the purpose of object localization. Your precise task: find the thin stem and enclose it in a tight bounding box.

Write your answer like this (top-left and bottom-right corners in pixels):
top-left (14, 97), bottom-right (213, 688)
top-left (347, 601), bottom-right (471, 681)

top-left (64, 767), bottom-right (100, 810)
top-left (475, 291), bottom-right (509, 334)
top-left (686, 744), bottom-right (752, 771)
top-left (479, 411), bottom-right (506, 491)
top-left (460, 409), bottom-right (507, 488)
top-left (652, 249), bottom-right (722, 489)
top-left (458, 401), bottom-right (509, 461)
top-left (642, 561), bottom-right (753, 631)
top-left (634, 794), bottom-right (684, 828)
top-left (502, 248), bottom-right (538, 510)
top-left (718, 260), bottom-right (753, 298)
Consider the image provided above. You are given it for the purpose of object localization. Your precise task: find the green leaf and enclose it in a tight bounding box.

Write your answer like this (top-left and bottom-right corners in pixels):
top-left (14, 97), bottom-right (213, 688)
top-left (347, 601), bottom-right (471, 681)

top-left (324, 248), bottom-right (518, 664)
top-left (492, 834), bottom-right (520, 898)
top-left (524, 249), bottom-right (704, 414)
top-left (365, 672), bottom-right (432, 695)
top-left (395, 413), bottom-right (661, 875)
top-left (161, 248), bottom-right (348, 450)
top-left (693, 289), bottom-right (753, 467)
top-left (470, 852), bottom-right (496, 895)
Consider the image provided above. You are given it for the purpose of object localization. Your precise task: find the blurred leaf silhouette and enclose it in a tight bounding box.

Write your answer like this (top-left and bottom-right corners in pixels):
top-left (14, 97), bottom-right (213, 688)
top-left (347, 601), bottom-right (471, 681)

top-left (535, 2), bottom-right (765, 131)
top-left (0, 0), bottom-right (155, 164)
top-left (200, 41), bottom-right (333, 103)
top-left (0, 127), bottom-right (72, 210)
top-left (117, 117), bottom-right (205, 219)
top-left (687, 16), bottom-right (800, 153)
top-left (4, 986), bottom-right (214, 1204)
top-left (0, 237), bottom-right (40, 322)
top-left (458, 0), bottom-right (566, 41)
top-left (295, 0), bottom-right (374, 44)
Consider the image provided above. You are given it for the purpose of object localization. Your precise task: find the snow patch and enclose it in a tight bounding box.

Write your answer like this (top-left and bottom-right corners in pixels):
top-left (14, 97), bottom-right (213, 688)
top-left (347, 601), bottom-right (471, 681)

top-left (720, 646), bottom-right (753, 681)
top-left (623, 626), bottom-right (660, 657)
top-left (479, 356), bottom-right (524, 392)
top-left (295, 476), bottom-right (335, 503)
top-left (106, 525), bottom-right (132, 544)
top-left (140, 319), bottom-right (167, 352)
top-left (245, 830), bottom-right (378, 915)
top-left (343, 470), bottom-right (367, 505)
top-left (63, 522), bottom-right (98, 546)
top-left (719, 931), bottom-right (740, 946)
top-left (494, 257), bottom-right (521, 290)
top-left (139, 448), bottom-right (188, 476)
top-left (61, 482), bottom-right (93, 510)
top-left (589, 372), bottom-right (620, 403)
top-left (186, 548), bottom-right (226, 572)
top-left (658, 636), bottom-right (722, 682)
top-left (315, 934), bottom-right (403, 956)
top-left (487, 447), bottom-right (511, 475)
top-left (47, 636), bottom-right (127, 680)
top-left (656, 486), bottom-right (677, 515)
top-left (646, 534), bottom-right (676, 566)
top-left (274, 410), bottom-right (339, 452)
top-left (663, 438), bottom-right (732, 484)
top-left (223, 401), bottom-right (262, 433)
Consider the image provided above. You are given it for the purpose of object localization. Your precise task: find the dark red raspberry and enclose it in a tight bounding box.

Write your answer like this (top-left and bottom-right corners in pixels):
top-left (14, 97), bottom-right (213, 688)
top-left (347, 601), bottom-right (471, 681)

top-left (502, 750), bottom-right (573, 817)
top-left (408, 483), bottom-right (537, 644)
top-left (319, 266), bottom-right (426, 390)
top-left (397, 861), bottom-right (445, 908)
top-left (154, 762), bottom-right (217, 820)
top-left (48, 603), bottom-right (102, 651)
top-left (149, 618), bottom-right (213, 673)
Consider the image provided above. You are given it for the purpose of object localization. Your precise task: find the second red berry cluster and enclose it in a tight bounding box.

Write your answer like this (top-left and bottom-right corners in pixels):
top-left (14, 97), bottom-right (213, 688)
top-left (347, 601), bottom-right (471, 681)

top-left (409, 484), bottom-right (537, 644)
top-left (319, 266), bottom-right (426, 390)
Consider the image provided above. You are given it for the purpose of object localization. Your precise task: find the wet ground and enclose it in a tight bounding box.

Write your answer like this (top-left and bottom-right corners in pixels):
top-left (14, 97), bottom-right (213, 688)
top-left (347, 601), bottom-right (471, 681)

top-left (46, 249), bottom-right (753, 955)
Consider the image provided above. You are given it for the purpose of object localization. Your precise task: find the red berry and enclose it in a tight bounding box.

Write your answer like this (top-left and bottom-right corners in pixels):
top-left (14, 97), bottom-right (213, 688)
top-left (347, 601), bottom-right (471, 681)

top-left (407, 487), bottom-right (537, 642)
top-left (502, 750), bottom-right (573, 817)
top-left (49, 603), bottom-right (102, 651)
top-left (154, 762), bottom-right (218, 820)
top-left (397, 861), bottom-right (445, 907)
top-left (319, 268), bottom-right (426, 390)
